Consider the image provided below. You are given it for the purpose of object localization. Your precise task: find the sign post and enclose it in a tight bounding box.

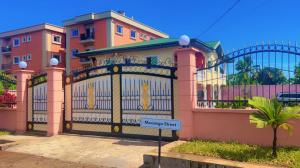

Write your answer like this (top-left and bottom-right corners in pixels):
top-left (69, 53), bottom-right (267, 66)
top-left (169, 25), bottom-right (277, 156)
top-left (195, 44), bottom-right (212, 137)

top-left (140, 118), bottom-right (181, 168)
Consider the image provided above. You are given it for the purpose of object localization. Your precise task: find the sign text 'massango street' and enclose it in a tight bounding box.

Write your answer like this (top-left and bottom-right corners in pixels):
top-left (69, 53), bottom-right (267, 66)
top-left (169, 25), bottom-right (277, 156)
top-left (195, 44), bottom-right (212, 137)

top-left (140, 118), bottom-right (181, 130)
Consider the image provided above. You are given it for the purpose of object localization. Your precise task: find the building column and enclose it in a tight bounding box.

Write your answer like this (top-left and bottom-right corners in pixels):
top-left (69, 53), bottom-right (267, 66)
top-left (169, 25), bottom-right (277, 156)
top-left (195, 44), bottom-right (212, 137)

top-left (0, 39), bottom-right (3, 70)
top-left (15, 70), bottom-right (34, 133)
top-left (176, 48), bottom-right (198, 139)
top-left (46, 67), bottom-right (65, 136)
top-left (65, 27), bottom-right (71, 75)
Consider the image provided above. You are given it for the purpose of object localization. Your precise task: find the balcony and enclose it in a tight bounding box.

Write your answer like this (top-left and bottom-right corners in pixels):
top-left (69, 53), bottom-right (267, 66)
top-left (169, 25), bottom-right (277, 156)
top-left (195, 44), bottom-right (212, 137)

top-left (1, 46), bottom-right (12, 55)
top-left (79, 57), bottom-right (92, 64)
top-left (80, 33), bottom-right (95, 43)
top-left (1, 64), bottom-right (12, 71)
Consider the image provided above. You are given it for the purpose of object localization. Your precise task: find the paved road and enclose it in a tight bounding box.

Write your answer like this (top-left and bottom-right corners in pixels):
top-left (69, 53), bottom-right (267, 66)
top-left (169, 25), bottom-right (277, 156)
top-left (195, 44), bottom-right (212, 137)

top-left (0, 151), bottom-right (104, 168)
top-left (1, 134), bottom-right (161, 168)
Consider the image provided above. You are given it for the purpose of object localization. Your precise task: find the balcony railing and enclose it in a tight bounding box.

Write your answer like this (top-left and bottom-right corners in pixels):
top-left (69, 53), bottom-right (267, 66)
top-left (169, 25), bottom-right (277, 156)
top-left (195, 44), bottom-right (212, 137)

top-left (1, 46), bottom-right (11, 53)
top-left (80, 33), bottom-right (95, 42)
top-left (1, 64), bottom-right (12, 71)
top-left (80, 57), bottom-right (91, 64)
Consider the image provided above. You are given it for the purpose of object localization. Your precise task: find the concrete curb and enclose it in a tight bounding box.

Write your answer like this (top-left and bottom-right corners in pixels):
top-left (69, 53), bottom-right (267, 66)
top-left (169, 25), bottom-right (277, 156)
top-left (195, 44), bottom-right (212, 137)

top-left (0, 141), bottom-right (18, 151)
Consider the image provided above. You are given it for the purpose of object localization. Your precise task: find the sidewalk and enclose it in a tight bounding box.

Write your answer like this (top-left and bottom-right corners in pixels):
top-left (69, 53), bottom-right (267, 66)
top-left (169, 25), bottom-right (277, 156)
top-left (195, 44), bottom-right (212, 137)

top-left (0, 134), bottom-right (161, 168)
top-left (0, 151), bottom-right (104, 168)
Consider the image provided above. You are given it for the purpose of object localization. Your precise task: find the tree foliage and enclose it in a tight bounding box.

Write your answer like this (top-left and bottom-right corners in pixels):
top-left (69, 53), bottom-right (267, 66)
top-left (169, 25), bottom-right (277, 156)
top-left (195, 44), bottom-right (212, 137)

top-left (253, 67), bottom-right (287, 85)
top-left (227, 56), bottom-right (287, 85)
top-left (248, 97), bottom-right (300, 156)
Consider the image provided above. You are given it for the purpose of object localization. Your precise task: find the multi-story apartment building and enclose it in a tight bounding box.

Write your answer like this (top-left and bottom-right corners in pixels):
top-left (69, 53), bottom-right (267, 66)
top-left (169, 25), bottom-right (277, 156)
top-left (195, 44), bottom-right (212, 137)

top-left (63, 10), bottom-right (169, 74)
top-left (0, 23), bottom-right (65, 73)
top-left (0, 11), bottom-right (168, 74)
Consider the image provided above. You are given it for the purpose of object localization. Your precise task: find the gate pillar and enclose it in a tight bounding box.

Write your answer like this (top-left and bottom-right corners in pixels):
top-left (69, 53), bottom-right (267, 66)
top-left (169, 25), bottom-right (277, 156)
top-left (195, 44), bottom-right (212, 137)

top-left (46, 67), bottom-right (65, 136)
top-left (15, 70), bottom-right (34, 133)
top-left (176, 48), bottom-right (198, 139)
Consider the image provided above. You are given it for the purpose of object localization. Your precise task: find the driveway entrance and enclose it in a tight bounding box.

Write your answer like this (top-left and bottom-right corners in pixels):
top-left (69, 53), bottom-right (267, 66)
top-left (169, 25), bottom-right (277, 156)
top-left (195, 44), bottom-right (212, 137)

top-left (1, 134), bottom-right (161, 168)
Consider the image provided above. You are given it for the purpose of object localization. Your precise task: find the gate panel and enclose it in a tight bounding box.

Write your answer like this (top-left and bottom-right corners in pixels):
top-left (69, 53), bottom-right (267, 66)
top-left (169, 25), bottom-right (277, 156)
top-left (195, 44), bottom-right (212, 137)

top-left (64, 66), bottom-right (113, 134)
top-left (72, 75), bottom-right (112, 123)
top-left (64, 64), bottom-right (177, 140)
top-left (27, 74), bottom-right (47, 132)
top-left (120, 65), bottom-right (176, 139)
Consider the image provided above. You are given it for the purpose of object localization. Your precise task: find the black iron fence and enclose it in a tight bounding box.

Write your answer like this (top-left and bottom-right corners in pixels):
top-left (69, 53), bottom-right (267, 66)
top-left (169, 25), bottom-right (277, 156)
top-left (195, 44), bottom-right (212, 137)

top-left (196, 42), bottom-right (300, 108)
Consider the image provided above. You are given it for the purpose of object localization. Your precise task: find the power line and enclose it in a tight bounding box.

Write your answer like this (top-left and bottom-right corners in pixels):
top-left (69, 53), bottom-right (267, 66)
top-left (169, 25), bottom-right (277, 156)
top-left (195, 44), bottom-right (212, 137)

top-left (197, 0), bottom-right (241, 38)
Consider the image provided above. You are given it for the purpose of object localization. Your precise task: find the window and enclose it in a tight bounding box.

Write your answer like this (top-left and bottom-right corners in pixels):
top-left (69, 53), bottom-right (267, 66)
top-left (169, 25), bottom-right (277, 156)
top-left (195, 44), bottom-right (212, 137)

top-left (13, 56), bottom-right (20, 64)
top-left (22, 35), bottom-right (31, 43)
top-left (71, 28), bottom-right (79, 37)
top-left (72, 49), bottom-right (78, 58)
top-left (22, 54), bottom-right (31, 61)
top-left (207, 61), bottom-right (212, 67)
top-left (22, 55), bottom-right (27, 61)
top-left (130, 30), bottom-right (136, 39)
top-left (146, 56), bottom-right (158, 65)
top-left (27, 54), bottom-right (32, 61)
top-left (116, 25), bottom-right (123, 35)
top-left (22, 36), bottom-right (27, 43)
top-left (52, 35), bottom-right (61, 44)
top-left (52, 54), bottom-right (61, 62)
top-left (140, 33), bottom-right (148, 40)
top-left (27, 35), bottom-right (31, 42)
top-left (13, 38), bottom-right (20, 47)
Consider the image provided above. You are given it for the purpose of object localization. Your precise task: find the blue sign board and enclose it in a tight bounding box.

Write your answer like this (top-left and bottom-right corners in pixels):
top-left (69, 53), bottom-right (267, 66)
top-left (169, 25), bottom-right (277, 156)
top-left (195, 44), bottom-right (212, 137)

top-left (140, 118), bottom-right (181, 130)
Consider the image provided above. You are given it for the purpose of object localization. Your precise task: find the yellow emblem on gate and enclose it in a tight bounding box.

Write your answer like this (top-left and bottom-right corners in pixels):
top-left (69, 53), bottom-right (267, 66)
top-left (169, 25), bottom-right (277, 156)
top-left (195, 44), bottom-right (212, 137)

top-left (114, 126), bottom-right (120, 133)
top-left (113, 66), bottom-right (119, 73)
top-left (87, 83), bottom-right (95, 109)
top-left (66, 123), bottom-right (71, 129)
top-left (141, 82), bottom-right (150, 110)
top-left (28, 123), bottom-right (33, 130)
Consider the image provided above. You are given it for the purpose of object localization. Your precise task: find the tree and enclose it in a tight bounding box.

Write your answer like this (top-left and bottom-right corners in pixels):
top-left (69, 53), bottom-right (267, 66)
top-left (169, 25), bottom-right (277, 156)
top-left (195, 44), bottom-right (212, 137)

top-left (254, 67), bottom-right (286, 85)
top-left (227, 56), bottom-right (260, 85)
top-left (293, 63), bottom-right (300, 84)
top-left (248, 97), bottom-right (300, 157)
top-left (234, 56), bottom-right (254, 85)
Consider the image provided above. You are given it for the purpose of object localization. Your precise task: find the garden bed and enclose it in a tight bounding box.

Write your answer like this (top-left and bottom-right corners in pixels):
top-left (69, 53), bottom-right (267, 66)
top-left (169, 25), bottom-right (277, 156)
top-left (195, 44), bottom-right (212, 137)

top-left (172, 140), bottom-right (300, 168)
top-left (0, 130), bottom-right (11, 136)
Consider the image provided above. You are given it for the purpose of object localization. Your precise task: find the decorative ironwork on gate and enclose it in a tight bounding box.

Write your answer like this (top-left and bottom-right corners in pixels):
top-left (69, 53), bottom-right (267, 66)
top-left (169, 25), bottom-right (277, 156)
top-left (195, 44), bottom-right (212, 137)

top-left (121, 74), bottom-right (173, 125)
top-left (27, 73), bottom-right (48, 132)
top-left (196, 42), bottom-right (300, 108)
top-left (64, 63), bottom-right (177, 140)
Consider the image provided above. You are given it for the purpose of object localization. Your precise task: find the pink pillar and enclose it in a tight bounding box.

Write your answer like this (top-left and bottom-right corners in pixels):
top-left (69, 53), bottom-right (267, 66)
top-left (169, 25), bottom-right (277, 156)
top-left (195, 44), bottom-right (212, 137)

top-left (176, 48), bottom-right (198, 139)
top-left (46, 67), bottom-right (65, 136)
top-left (15, 70), bottom-right (34, 133)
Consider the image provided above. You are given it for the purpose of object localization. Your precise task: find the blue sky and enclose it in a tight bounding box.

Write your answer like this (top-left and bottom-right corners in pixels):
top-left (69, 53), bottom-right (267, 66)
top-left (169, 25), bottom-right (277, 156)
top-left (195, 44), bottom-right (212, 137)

top-left (0, 0), bottom-right (299, 52)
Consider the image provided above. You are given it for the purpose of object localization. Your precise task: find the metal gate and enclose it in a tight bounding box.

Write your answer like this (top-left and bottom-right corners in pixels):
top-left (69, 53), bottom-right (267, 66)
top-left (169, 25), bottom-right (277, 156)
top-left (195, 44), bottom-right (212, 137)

top-left (64, 63), bottom-right (177, 140)
top-left (27, 74), bottom-right (47, 132)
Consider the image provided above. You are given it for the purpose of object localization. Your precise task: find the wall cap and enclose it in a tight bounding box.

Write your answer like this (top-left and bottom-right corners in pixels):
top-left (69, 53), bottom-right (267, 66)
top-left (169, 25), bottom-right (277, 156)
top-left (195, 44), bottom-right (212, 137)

top-left (192, 108), bottom-right (258, 114)
top-left (175, 47), bottom-right (200, 55)
top-left (0, 108), bottom-right (17, 113)
top-left (45, 67), bottom-right (65, 72)
top-left (12, 70), bottom-right (34, 74)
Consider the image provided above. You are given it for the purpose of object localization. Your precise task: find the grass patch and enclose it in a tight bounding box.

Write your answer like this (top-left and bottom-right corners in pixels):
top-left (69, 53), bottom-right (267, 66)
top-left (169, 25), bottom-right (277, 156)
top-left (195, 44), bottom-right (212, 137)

top-left (172, 140), bottom-right (300, 168)
top-left (0, 130), bottom-right (11, 136)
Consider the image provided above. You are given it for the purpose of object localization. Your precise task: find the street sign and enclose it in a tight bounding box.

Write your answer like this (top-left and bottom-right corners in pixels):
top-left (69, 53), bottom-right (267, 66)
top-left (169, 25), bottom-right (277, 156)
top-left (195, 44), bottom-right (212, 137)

top-left (140, 118), bottom-right (181, 130)
top-left (140, 118), bottom-right (181, 168)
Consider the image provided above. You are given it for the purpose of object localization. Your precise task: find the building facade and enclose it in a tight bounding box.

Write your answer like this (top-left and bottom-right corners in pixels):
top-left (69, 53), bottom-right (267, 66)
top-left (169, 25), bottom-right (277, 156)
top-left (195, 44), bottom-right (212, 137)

top-left (0, 24), bottom-right (65, 74)
top-left (0, 10), bottom-right (169, 74)
top-left (63, 10), bottom-right (169, 74)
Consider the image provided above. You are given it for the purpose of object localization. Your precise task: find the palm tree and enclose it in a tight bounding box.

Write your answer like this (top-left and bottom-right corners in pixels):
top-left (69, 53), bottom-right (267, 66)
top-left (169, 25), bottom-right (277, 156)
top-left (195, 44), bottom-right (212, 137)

top-left (248, 97), bottom-right (300, 157)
